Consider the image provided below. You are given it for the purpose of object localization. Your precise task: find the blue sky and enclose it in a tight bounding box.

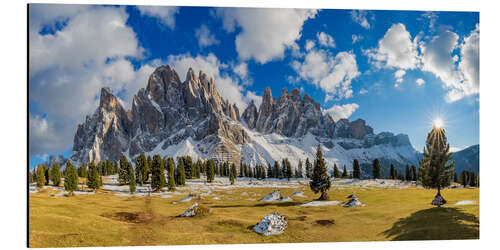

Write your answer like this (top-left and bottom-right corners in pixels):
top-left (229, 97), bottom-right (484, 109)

top-left (28, 5), bottom-right (479, 169)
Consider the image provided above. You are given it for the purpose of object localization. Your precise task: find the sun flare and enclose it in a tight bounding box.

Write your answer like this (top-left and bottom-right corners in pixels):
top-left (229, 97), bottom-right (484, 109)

top-left (433, 118), bottom-right (444, 128)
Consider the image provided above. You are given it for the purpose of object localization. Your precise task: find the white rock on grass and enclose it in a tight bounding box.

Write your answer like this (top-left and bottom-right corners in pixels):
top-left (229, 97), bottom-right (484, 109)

top-left (300, 201), bottom-right (340, 207)
top-left (179, 202), bottom-right (209, 217)
top-left (253, 213), bottom-right (288, 236)
top-left (343, 198), bottom-right (363, 207)
top-left (259, 190), bottom-right (292, 202)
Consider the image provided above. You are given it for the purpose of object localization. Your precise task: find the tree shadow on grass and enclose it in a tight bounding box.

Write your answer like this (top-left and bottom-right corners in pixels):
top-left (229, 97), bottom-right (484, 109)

top-left (382, 207), bottom-right (479, 241)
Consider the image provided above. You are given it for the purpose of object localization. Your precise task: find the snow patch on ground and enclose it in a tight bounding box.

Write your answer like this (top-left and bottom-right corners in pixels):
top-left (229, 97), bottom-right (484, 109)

top-left (300, 201), bottom-right (340, 207)
top-left (455, 200), bottom-right (476, 206)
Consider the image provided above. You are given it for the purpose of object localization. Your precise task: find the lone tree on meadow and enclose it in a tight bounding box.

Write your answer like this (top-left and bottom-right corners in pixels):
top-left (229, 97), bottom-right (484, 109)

top-left (352, 159), bottom-right (361, 179)
top-left (309, 144), bottom-right (331, 200)
top-left (418, 125), bottom-right (455, 206)
top-left (50, 162), bottom-right (62, 186)
top-left (372, 159), bottom-right (381, 179)
top-left (64, 161), bottom-right (78, 193)
top-left (36, 165), bottom-right (46, 188)
top-left (151, 155), bottom-right (165, 192)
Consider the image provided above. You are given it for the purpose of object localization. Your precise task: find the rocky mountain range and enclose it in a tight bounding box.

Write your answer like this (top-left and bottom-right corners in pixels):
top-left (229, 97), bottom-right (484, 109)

top-left (68, 64), bottom-right (458, 174)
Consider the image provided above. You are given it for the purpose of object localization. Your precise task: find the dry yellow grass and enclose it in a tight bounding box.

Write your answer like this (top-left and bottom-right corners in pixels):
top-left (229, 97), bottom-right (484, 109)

top-left (29, 183), bottom-right (479, 247)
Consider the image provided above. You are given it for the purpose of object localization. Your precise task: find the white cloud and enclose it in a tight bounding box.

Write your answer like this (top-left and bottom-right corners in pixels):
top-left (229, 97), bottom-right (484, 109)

top-left (350, 10), bottom-right (371, 29)
top-left (420, 30), bottom-right (463, 101)
top-left (292, 48), bottom-right (360, 101)
top-left (394, 69), bottom-right (406, 86)
top-left (136, 5), bottom-right (179, 29)
top-left (166, 53), bottom-right (256, 111)
top-left (317, 32), bottom-right (335, 48)
top-left (216, 8), bottom-right (318, 64)
top-left (29, 5), bottom-right (152, 156)
top-left (305, 40), bottom-right (315, 51)
top-left (421, 12), bottom-right (438, 31)
top-left (323, 103), bottom-right (360, 122)
top-left (352, 34), bottom-right (363, 43)
top-left (416, 78), bottom-right (425, 86)
top-left (366, 22), bottom-right (479, 102)
top-left (195, 24), bottom-right (219, 48)
top-left (29, 6), bottom-right (142, 76)
top-left (359, 88), bottom-right (368, 95)
top-left (458, 24), bottom-right (480, 98)
top-left (365, 23), bottom-right (419, 70)
top-left (233, 62), bottom-right (249, 80)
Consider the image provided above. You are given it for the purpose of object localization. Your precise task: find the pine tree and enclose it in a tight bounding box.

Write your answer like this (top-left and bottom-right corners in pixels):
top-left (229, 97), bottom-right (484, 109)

top-left (342, 165), bottom-right (348, 178)
top-left (405, 165), bottom-right (410, 181)
top-left (135, 154), bottom-right (148, 185)
top-left (372, 159), bottom-right (381, 179)
top-left (273, 161), bottom-right (280, 179)
top-left (44, 164), bottom-right (50, 185)
top-left (305, 158), bottom-right (312, 179)
top-left (206, 160), bottom-right (215, 183)
top-left (64, 161), bottom-right (78, 193)
top-left (418, 126), bottom-right (454, 206)
top-left (332, 163), bottom-right (340, 178)
top-left (267, 163), bottom-right (273, 179)
top-left (119, 155), bottom-right (130, 185)
top-left (296, 160), bottom-right (303, 178)
top-left (453, 172), bottom-right (458, 183)
top-left (239, 162), bottom-right (244, 178)
top-left (50, 162), bottom-right (62, 186)
top-left (411, 165), bottom-right (417, 181)
top-left (231, 163), bottom-right (237, 180)
top-left (29, 171), bottom-right (34, 184)
top-left (166, 158), bottom-right (175, 191)
top-left (87, 162), bottom-right (101, 191)
top-left (176, 158), bottom-right (186, 186)
top-left (310, 145), bottom-right (331, 200)
top-left (36, 165), bottom-right (46, 188)
top-left (229, 164), bottom-right (235, 185)
top-left (129, 166), bottom-right (136, 194)
top-left (78, 162), bottom-right (87, 178)
top-left (151, 155), bottom-right (165, 192)
top-left (285, 159), bottom-right (292, 180)
top-left (390, 164), bottom-right (396, 179)
top-left (352, 159), bottom-right (361, 179)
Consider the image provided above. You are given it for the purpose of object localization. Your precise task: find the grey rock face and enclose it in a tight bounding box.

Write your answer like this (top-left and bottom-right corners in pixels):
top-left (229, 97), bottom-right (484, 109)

top-left (70, 65), bottom-right (249, 165)
top-left (242, 87), bottom-right (373, 139)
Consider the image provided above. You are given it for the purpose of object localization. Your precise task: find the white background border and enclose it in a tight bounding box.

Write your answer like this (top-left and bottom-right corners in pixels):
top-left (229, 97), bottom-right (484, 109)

top-left (1, 0), bottom-right (497, 249)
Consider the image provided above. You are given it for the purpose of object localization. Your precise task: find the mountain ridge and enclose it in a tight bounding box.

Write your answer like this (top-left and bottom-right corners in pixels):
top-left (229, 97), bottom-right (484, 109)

top-left (69, 64), bottom-right (425, 173)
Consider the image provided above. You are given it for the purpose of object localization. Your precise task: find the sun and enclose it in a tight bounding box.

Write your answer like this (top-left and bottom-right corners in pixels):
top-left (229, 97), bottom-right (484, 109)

top-left (433, 118), bottom-right (444, 128)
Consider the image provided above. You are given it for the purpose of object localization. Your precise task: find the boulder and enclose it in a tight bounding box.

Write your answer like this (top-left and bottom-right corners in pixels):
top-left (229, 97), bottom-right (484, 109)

top-left (259, 190), bottom-right (291, 202)
top-left (253, 213), bottom-right (288, 236)
top-left (179, 202), bottom-right (210, 217)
